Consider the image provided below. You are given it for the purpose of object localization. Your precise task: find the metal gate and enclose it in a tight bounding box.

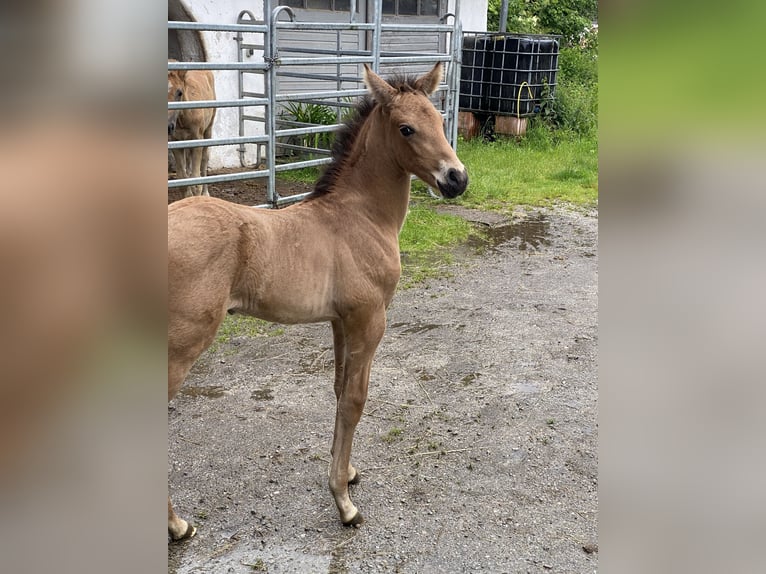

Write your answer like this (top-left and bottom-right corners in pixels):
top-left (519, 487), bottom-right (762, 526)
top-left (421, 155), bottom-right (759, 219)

top-left (168, 0), bottom-right (462, 208)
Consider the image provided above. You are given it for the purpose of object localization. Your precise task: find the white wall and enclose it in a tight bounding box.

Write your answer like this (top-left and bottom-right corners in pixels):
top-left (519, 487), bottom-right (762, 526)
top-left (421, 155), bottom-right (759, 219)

top-left (177, 0), bottom-right (488, 169)
top-left (453, 0), bottom-right (488, 33)
top-left (176, 0), bottom-right (265, 168)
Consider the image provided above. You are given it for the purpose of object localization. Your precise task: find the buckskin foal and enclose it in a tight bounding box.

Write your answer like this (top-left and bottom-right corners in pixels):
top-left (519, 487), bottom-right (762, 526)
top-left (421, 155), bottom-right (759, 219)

top-left (167, 60), bottom-right (216, 198)
top-left (168, 63), bottom-right (468, 540)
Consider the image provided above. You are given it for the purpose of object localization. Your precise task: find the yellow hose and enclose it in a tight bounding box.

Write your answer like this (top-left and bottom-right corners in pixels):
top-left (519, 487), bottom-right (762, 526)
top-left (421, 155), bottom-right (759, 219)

top-left (516, 81), bottom-right (535, 118)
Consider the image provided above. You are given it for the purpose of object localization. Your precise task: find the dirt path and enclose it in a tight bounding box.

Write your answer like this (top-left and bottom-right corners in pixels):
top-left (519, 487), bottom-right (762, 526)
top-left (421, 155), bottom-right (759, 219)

top-left (168, 205), bottom-right (598, 573)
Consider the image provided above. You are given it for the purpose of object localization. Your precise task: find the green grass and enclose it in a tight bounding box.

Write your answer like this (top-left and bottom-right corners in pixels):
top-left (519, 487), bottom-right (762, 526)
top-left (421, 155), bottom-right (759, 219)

top-left (208, 314), bottom-right (285, 354)
top-left (398, 204), bottom-right (477, 286)
top-left (276, 166), bottom-right (319, 184)
top-left (454, 130), bottom-right (598, 211)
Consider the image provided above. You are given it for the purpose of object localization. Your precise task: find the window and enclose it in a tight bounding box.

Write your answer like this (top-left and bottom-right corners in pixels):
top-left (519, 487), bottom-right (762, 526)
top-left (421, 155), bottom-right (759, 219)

top-left (382, 0), bottom-right (441, 16)
top-left (282, 0), bottom-right (442, 16)
top-left (280, 0), bottom-right (359, 11)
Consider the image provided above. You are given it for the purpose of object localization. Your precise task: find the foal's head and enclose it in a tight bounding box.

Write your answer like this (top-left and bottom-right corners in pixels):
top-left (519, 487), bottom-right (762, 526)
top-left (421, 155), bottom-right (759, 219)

top-left (167, 62), bottom-right (185, 137)
top-left (364, 64), bottom-right (468, 198)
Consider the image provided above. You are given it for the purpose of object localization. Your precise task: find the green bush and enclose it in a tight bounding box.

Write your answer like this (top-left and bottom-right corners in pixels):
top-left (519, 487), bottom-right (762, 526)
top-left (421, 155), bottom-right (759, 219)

top-left (534, 43), bottom-right (598, 137)
top-left (558, 45), bottom-right (598, 86)
top-left (280, 101), bottom-right (339, 155)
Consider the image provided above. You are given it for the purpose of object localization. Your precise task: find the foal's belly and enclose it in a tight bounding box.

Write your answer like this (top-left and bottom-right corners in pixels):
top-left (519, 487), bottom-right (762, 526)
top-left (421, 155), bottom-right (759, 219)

top-left (228, 287), bottom-right (338, 325)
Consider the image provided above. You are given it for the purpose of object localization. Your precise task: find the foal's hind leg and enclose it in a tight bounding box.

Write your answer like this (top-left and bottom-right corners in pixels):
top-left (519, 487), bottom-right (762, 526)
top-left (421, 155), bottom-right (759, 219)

top-left (329, 309), bottom-right (386, 526)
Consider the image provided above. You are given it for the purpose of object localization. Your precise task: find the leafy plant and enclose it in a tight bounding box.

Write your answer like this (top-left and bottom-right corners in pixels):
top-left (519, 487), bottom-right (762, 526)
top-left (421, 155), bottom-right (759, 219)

top-left (280, 100), bottom-right (347, 158)
top-left (487, 0), bottom-right (597, 47)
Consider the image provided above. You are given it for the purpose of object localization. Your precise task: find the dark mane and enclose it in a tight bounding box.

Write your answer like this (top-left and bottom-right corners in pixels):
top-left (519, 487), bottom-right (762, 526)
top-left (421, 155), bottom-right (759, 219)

top-left (308, 73), bottom-right (424, 199)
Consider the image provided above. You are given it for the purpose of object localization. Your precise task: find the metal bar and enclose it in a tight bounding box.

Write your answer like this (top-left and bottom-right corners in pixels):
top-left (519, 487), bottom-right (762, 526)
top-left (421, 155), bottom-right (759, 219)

top-left (275, 143), bottom-right (331, 155)
top-left (275, 55), bottom-right (373, 66)
top-left (168, 98), bottom-right (268, 110)
top-left (237, 13), bottom-right (247, 167)
top-left (168, 169), bottom-right (270, 188)
top-left (379, 24), bottom-right (456, 32)
top-left (288, 99), bottom-right (357, 109)
top-left (255, 192), bottom-right (313, 209)
top-left (267, 3), bottom-right (297, 206)
top-left (379, 55), bottom-right (452, 64)
top-left (274, 54), bottom-right (450, 67)
top-left (169, 20), bottom-right (268, 33)
top-left (168, 62), bottom-right (269, 71)
top-left (169, 135), bottom-right (269, 150)
top-left (275, 22), bottom-right (375, 31)
top-left (449, 9), bottom-right (462, 149)
top-left (278, 46), bottom-right (371, 57)
top-left (275, 158), bottom-right (332, 171)
top-left (275, 71), bottom-right (360, 82)
top-left (372, 0), bottom-right (382, 71)
top-left (275, 88), bottom-right (367, 102)
top-left (498, 0), bottom-right (509, 33)
top-left (275, 124), bottom-right (342, 138)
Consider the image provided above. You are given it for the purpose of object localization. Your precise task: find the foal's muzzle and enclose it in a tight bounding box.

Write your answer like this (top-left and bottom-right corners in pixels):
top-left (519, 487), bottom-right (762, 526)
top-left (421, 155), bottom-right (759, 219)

top-left (437, 168), bottom-right (469, 199)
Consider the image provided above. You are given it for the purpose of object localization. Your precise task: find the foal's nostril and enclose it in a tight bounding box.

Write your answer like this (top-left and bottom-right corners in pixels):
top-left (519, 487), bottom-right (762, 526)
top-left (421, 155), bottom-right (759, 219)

top-left (447, 168), bottom-right (460, 184)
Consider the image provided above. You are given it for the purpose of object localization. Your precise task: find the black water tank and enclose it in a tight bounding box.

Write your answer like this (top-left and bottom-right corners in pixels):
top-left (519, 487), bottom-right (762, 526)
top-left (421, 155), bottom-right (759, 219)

top-left (460, 32), bottom-right (560, 117)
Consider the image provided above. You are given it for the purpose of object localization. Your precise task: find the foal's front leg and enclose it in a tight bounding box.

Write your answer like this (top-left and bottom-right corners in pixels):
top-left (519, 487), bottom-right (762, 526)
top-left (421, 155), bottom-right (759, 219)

top-left (331, 320), bottom-right (360, 485)
top-left (329, 311), bottom-right (386, 526)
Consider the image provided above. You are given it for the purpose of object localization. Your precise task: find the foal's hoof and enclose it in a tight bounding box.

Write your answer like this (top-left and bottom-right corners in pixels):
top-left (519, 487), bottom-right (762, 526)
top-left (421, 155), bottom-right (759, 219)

top-left (342, 512), bottom-right (364, 528)
top-left (169, 522), bottom-right (197, 542)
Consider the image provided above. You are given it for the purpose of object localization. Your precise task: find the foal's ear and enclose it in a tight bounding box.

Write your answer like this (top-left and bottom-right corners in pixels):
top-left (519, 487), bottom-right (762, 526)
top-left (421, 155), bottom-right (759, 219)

top-left (363, 64), bottom-right (396, 106)
top-left (413, 62), bottom-right (443, 96)
top-left (168, 60), bottom-right (186, 81)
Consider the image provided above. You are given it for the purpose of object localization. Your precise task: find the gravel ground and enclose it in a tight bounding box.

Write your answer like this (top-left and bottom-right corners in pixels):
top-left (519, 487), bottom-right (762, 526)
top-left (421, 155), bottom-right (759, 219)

top-left (168, 204), bottom-right (598, 574)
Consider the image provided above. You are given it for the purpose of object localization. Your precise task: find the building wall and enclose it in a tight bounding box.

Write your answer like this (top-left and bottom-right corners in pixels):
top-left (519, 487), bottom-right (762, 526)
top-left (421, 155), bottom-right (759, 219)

top-left (173, 0), bottom-right (487, 169)
top-left (451, 0), bottom-right (487, 33)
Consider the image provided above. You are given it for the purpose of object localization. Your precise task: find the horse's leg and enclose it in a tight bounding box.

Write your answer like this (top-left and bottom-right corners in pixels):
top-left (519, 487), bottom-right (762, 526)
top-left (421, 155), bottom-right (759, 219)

top-left (186, 145), bottom-right (204, 197)
top-left (201, 118), bottom-right (214, 197)
top-left (167, 298), bottom-right (228, 540)
top-left (171, 148), bottom-right (188, 197)
top-left (331, 320), bottom-right (360, 485)
top-left (200, 146), bottom-right (210, 197)
top-left (168, 497), bottom-right (195, 541)
top-left (329, 309), bottom-right (386, 526)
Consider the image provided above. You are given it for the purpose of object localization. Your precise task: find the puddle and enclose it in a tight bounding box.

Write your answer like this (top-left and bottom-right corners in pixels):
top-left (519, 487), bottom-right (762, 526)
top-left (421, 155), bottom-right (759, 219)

top-left (251, 387), bottom-right (274, 401)
top-left (468, 214), bottom-right (551, 252)
top-left (180, 385), bottom-right (226, 399)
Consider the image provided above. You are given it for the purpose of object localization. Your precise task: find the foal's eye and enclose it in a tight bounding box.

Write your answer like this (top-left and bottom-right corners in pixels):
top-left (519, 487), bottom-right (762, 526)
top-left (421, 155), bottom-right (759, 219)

top-left (399, 125), bottom-right (415, 137)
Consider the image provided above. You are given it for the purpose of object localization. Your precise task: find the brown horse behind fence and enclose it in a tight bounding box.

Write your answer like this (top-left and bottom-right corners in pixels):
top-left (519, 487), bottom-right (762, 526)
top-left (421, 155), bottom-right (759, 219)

top-left (167, 61), bottom-right (216, 197)
top-left (168, 63), bottom-right (468, 540)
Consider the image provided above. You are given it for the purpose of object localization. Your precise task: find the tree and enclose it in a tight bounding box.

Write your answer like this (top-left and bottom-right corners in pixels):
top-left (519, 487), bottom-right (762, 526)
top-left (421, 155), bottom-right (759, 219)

top-left (487, 0), bottom-right (597, 46)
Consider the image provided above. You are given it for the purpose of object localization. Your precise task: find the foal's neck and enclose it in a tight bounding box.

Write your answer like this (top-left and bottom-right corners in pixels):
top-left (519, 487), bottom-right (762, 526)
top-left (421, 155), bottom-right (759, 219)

top-left (341, 113), bottom-right (411, 233)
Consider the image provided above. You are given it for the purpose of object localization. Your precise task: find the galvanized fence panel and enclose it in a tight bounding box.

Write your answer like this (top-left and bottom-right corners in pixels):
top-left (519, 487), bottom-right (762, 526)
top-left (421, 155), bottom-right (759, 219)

top-left (168, 0), bottom-right (462, 208)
